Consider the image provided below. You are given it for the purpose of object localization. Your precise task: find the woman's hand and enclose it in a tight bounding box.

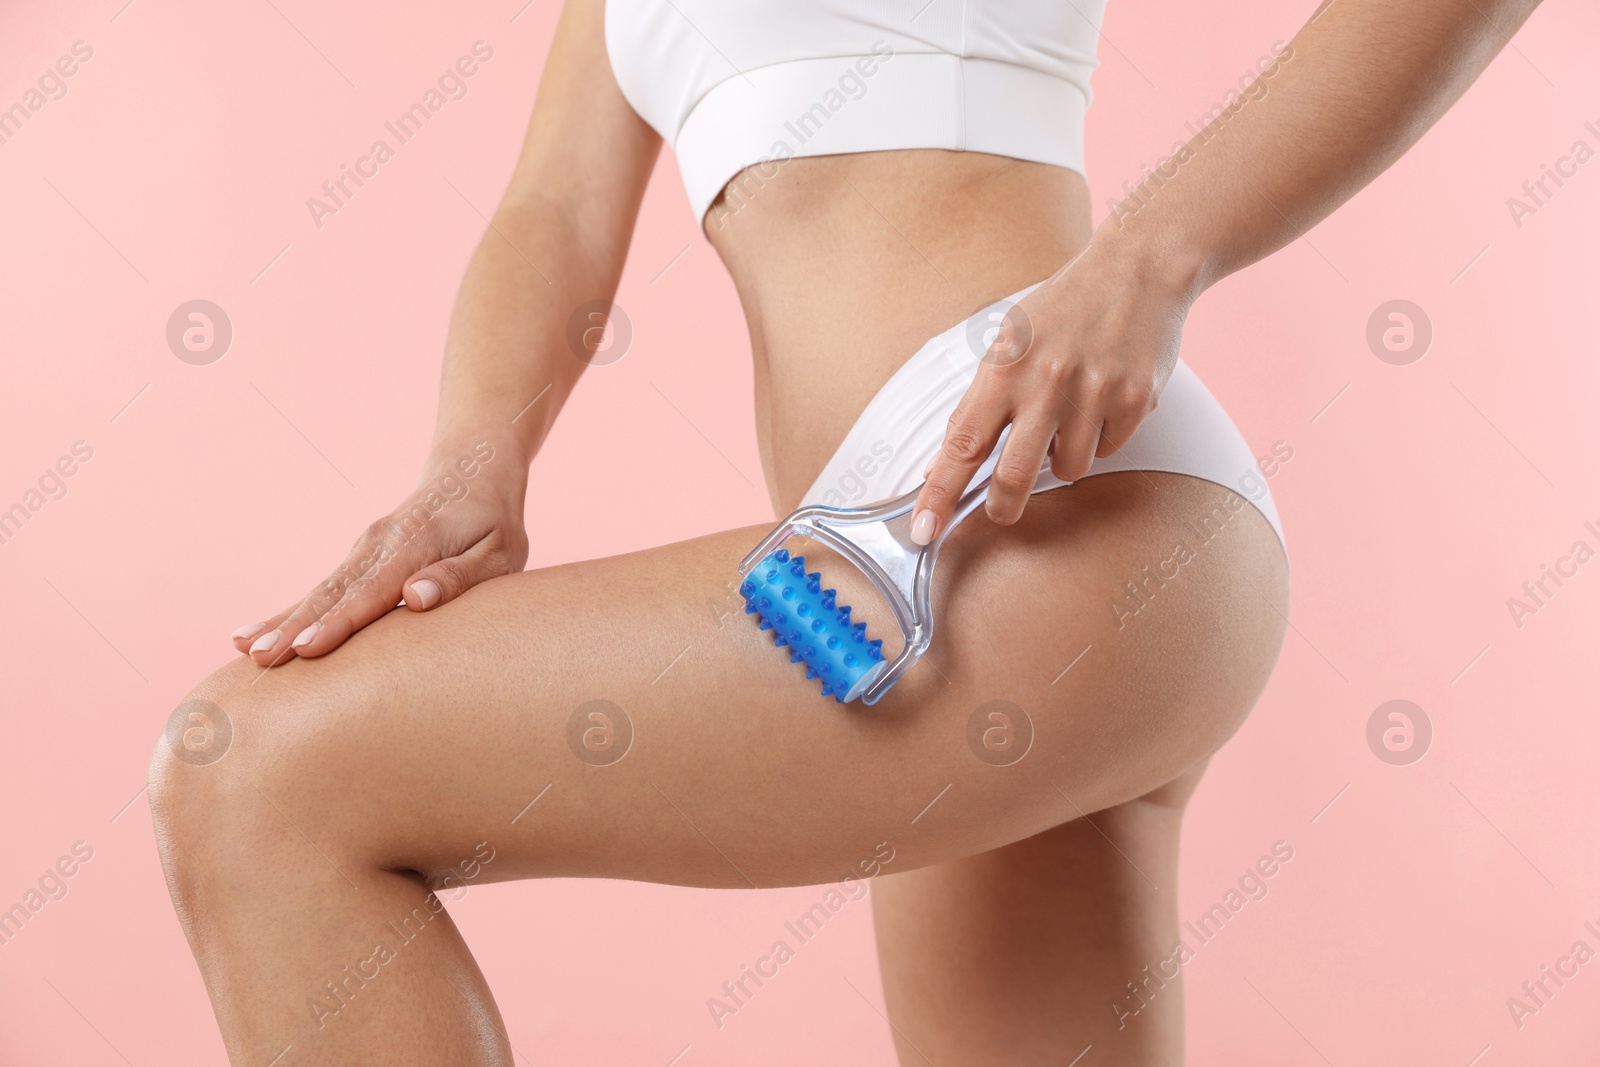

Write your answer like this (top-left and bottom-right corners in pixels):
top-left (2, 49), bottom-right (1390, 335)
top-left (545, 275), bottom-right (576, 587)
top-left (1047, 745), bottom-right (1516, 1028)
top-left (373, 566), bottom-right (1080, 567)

top-left (230, 438), bottom-right (529, 666)
top-left (909, 235), bottom-right (1198, 544)
top-left (906, 0), bottom-right (1549, 552)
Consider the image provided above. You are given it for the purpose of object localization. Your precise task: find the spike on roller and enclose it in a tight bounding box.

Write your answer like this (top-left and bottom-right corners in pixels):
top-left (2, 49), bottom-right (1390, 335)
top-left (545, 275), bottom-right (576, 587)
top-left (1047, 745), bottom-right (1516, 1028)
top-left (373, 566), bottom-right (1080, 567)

top-left (741, 548), bottom-right (886, 702)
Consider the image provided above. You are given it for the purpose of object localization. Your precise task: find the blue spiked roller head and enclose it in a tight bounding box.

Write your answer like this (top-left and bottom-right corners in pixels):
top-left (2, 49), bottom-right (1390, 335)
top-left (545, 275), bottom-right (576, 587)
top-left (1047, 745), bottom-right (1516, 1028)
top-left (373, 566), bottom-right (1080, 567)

top-left (739, 547), bottom-right (887, 703)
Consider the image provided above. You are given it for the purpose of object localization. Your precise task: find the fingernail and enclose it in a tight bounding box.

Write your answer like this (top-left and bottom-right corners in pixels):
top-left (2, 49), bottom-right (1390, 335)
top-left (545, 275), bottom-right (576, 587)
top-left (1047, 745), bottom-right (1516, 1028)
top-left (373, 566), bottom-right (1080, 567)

top-left (232, 622), bottom-right (266, 641)
top-left (411, 579), bottom-right (441, 610)
top-left (249, 629), bottom-right (281, 654)
top-left (292, 621), bottom-right (322, 649)
top-left (910, 509), bottom-right (936, 546)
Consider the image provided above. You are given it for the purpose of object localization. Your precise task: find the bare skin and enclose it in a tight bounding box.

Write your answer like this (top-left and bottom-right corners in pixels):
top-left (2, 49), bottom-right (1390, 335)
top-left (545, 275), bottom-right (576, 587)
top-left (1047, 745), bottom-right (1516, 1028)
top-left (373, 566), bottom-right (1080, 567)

top-left (153, 0), bottom-right (1541, 1062)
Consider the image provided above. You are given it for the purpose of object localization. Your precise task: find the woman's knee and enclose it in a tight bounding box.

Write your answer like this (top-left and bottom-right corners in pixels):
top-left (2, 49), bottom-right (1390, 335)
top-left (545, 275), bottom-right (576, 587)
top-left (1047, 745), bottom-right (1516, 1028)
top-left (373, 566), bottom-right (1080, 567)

top-left (148, 654), bottom-right (384, 897)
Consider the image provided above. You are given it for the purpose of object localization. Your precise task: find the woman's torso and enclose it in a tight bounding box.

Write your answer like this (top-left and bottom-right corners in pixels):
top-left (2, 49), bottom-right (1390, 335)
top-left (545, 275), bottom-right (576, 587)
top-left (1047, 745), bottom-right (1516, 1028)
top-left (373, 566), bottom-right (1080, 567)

top-left (602, 0), bottom-right (1106, 513)
top-left (705, 153), bottom-right (1093, 515)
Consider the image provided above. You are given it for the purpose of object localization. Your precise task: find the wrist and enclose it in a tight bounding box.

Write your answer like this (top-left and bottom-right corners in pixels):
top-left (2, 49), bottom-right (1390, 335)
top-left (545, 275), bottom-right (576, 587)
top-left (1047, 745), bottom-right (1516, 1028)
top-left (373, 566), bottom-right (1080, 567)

top-left (430, 405), bottom-right (541, 469)
top-left (423, 432), bottom-right (528, 503)
top-left (1085, 212), bottom-right (1213, 310)
top-left (434, 366), bottom-right (576, 472)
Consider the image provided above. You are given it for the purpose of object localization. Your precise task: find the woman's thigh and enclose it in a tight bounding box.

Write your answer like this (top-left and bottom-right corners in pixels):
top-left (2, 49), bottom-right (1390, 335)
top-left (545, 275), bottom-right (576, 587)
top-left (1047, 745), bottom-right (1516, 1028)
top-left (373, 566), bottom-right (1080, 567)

top-left (154, 471), bottom-right (1288, 892)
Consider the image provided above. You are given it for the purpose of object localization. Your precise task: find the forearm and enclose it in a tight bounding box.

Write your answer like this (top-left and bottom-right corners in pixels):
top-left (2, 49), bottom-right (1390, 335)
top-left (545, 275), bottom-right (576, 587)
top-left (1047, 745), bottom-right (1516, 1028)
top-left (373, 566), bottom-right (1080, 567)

top-left (1101, 0), bottom-right (1543, 294)
top-left (430, 199), bottom-right (619, 469)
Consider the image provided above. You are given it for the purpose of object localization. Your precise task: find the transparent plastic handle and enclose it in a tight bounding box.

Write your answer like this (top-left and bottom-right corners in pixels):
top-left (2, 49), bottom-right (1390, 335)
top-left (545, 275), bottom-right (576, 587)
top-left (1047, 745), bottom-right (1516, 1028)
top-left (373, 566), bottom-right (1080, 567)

top-left (739, 476), bottom-right (993, 704)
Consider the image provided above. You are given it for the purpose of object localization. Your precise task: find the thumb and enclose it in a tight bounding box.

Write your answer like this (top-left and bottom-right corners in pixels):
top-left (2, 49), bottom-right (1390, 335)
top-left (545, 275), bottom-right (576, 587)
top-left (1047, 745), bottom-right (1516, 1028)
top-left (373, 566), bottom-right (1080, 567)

top-left (402, 534), bottom-right (516, 611)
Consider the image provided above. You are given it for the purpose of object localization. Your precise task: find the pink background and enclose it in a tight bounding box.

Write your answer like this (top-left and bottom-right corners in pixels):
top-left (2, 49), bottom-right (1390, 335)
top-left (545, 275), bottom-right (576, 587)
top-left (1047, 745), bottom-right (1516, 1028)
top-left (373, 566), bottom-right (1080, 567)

top-left (2, 0), bottom-right (1598, 1063)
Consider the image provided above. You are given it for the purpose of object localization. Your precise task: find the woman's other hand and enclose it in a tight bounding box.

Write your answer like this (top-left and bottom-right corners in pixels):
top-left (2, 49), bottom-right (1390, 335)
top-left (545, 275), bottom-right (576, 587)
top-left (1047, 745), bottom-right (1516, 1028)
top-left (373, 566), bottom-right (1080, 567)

top-left (230, 438), bottom-right (528, 666)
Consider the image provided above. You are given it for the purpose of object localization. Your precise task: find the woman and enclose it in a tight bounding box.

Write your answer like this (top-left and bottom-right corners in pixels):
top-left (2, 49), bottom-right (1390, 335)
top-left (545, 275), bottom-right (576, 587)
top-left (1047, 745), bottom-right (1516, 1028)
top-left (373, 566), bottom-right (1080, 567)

top-left (149, 0), bottom-right (1539, 1062)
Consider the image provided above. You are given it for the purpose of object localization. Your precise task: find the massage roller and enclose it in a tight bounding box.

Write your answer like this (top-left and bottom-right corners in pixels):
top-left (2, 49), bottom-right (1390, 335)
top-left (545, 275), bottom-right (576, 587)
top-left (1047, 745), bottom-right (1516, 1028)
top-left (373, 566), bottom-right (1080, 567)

top-left (737, 474), bottom-right (994, 705)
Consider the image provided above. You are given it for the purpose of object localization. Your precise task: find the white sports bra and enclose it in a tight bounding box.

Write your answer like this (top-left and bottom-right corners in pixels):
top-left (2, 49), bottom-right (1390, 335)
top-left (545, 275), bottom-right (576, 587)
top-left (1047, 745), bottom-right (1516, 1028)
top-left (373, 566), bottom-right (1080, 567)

top-left (604, 0), bottom-right (1107, 232)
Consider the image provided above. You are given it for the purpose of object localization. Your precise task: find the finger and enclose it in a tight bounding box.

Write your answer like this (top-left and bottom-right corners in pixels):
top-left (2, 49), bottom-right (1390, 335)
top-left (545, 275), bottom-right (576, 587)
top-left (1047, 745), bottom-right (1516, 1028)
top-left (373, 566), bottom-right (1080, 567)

top-left (1094, 383), bottom-right (1158, 459)
top-left (231, 619), bottom-right (278, 654)
top-left (1049, 394), bottom-right (1105, 484)
top-left (232, 572), bottom-right (349, 661)
top-left (293, 532), bottom-right (516, 659)
top-left (985, 418), bottom-right (1056, 525)
top-left (245, 578), bottom-right (373, 669)
top-left (402, 531), bottom-right (516, 612)
top-left (912, 389), bottom-right (1011, 546)
top-left (230, 523), bottom-right (404, 655)
top-left (244, 518), bottom-right (420, 667)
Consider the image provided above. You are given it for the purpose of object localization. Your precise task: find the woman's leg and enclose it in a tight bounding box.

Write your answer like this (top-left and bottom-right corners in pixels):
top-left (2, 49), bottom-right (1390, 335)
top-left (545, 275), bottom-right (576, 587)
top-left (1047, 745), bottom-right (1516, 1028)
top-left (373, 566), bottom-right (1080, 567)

top-left (149, 472), bottom-right (1287, 1066)
top-left (872, 764), bottom-right (1209, 1067)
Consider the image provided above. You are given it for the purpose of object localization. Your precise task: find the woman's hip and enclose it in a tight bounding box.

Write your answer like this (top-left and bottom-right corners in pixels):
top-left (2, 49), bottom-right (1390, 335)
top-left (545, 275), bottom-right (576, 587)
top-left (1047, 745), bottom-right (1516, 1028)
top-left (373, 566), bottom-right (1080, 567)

top-left (799, 278), bottom-right (1289, 563)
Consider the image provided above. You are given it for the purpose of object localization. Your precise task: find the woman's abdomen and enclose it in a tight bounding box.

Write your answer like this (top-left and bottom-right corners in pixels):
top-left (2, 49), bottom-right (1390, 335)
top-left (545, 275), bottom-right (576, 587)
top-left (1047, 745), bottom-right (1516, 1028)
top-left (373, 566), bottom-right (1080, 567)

top-left (704, 149), bottom-right (1093, 512)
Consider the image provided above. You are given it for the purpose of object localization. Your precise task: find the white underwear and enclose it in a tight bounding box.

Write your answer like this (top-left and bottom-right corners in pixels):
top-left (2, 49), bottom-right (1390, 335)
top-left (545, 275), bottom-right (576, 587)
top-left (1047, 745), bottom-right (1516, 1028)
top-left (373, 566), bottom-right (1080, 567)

top-left (799, 280), bottom-right (1287, 557)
